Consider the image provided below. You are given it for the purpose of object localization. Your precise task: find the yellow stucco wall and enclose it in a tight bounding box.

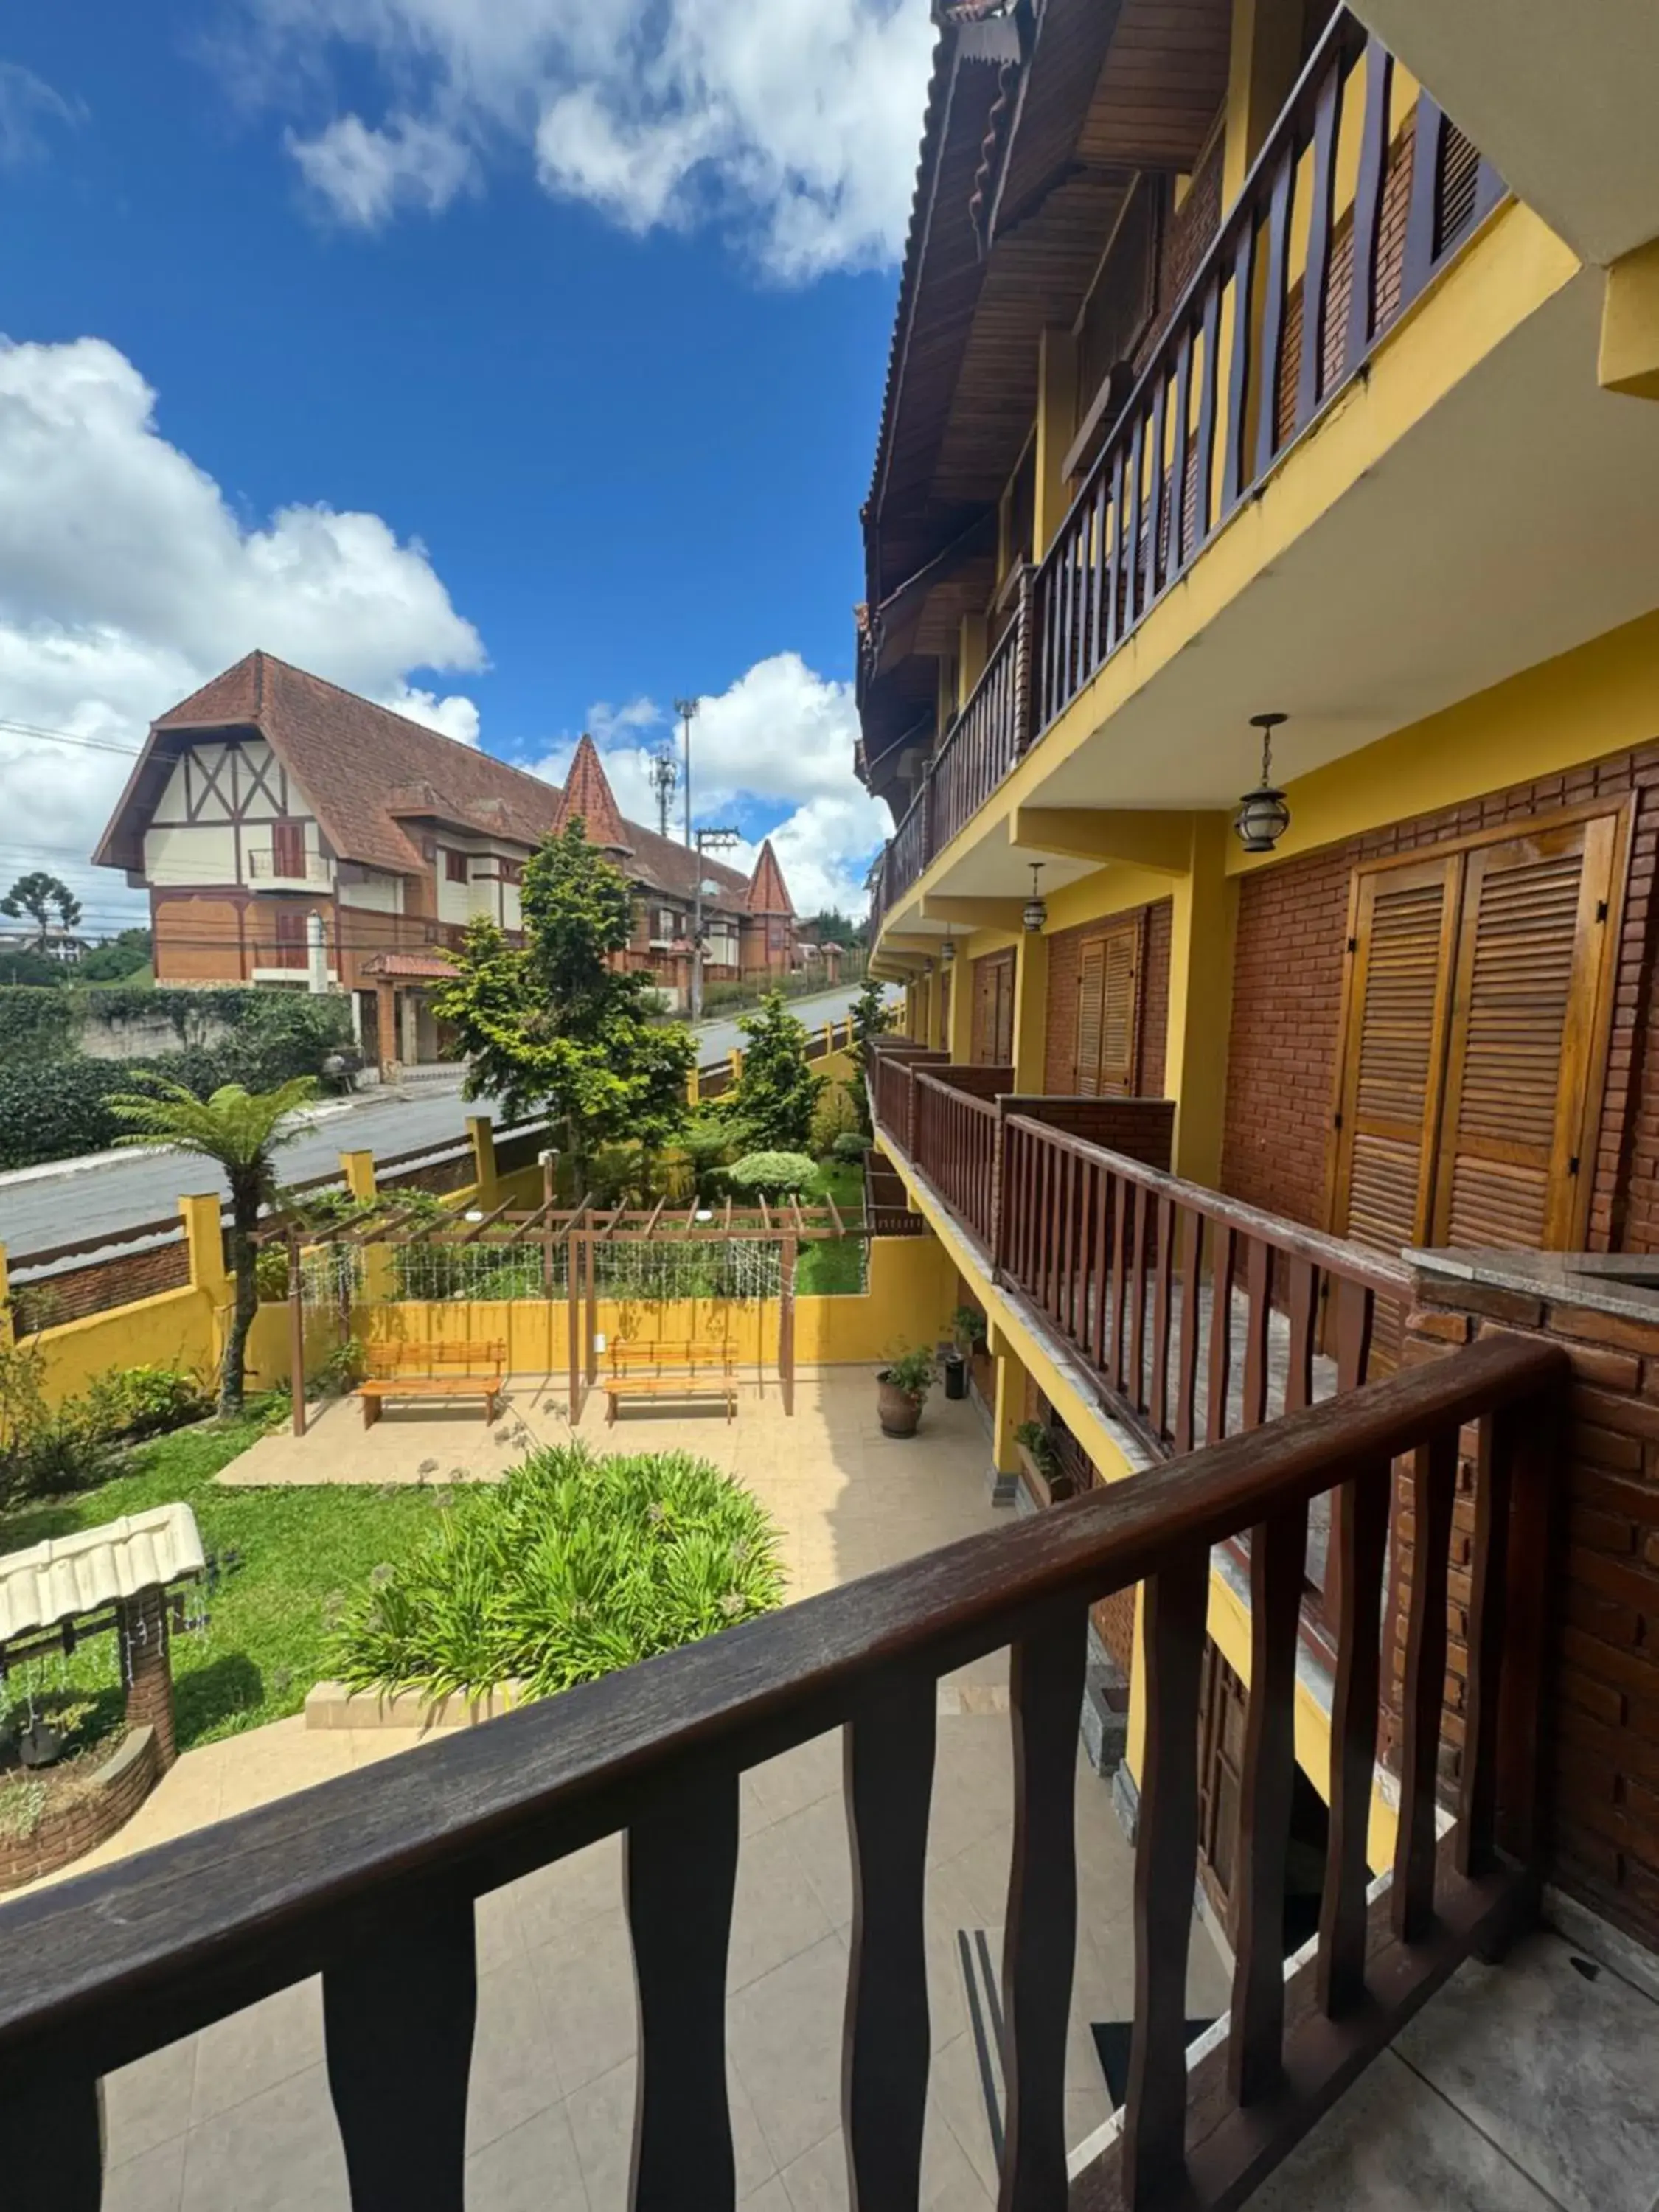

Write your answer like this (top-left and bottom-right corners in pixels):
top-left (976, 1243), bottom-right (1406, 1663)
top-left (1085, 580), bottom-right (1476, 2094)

top-left (32, 1287), bottom-right (220, 1405)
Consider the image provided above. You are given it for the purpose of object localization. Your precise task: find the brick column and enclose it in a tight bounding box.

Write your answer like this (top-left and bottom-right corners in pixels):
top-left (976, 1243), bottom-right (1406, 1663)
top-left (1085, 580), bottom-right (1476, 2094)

top-left (1403, 1259), bottom-right (1659, 1951)
top-left (121, 1588), bottom-right (177, 1771)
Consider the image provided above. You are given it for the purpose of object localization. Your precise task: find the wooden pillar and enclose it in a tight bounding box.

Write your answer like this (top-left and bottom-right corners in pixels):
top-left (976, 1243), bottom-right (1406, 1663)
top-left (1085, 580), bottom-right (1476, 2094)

top-left (121, 1587), bottom-right (177, 1770)
top-left (288, 1227), bottom-right (307, 1439)
top-left (779, 1234), bottom-right (797, 1417)
top-left (585, 1231), bottom-right (598, 1385)
top-left (567, 1230), bottom-right (583, 1426)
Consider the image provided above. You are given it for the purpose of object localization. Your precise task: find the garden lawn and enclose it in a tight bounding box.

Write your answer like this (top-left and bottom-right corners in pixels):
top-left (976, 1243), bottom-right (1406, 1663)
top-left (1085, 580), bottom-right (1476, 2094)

top-left (0, 1411), bottom-right (446, 1752)
top-left (796, 1160), bottom-right (868, 1296)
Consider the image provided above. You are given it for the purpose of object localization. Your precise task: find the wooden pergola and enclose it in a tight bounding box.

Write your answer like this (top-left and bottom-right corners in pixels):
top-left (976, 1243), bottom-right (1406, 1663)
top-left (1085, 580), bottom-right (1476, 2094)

top-left (261, 1183), bottom-right (891, 1429)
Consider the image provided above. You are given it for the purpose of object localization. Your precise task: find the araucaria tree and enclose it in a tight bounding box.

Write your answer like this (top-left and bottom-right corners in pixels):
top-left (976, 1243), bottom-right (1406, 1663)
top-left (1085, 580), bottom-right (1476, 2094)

top-left (847, 973), bottom-right (894, 1085)
top-left (434, 818), bottom-right (695, 1178)
top-left (726, 990), bottom-right (824, 1152)
top-left (110, 1076), bottom-right (317, 1415)
top-left (1, 871), bottom-right (82, 952)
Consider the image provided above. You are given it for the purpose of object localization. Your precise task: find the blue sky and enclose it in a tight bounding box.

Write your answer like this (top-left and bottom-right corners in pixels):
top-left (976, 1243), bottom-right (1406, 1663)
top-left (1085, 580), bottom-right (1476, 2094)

top-left (0, 0), bottom-right (933, 925)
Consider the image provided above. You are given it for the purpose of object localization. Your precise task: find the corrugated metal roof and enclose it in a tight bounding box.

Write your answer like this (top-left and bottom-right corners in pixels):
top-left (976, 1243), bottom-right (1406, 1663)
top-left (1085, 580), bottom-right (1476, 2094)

top-left (0, 1504), bottom-right (205, 1644)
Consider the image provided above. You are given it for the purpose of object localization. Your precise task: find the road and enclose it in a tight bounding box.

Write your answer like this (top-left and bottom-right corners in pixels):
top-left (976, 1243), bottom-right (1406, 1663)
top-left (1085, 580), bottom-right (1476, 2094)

top-left (0, 981), bottom-right (873, 1264)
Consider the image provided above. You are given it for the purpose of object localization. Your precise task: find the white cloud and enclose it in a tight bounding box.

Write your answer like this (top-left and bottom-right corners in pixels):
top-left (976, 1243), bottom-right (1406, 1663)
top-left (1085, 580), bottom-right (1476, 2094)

top-left (0, 336), bottom-right (484, 922)
top-left (0, 63), bottom-right (80, 169)
top-left (232, 0), bottom-right (936, 279)
top-left (286, 111), bottom-right (477, 226)
top-left (533, 650), bottom-right (891, 916)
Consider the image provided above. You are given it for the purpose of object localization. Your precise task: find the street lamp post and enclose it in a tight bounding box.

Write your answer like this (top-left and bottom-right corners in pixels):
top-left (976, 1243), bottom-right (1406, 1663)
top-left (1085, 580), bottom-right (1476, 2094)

top-left (675, 697), bottom-right (699, 851)
top-left (691, 827), bottom-right (740, 1023)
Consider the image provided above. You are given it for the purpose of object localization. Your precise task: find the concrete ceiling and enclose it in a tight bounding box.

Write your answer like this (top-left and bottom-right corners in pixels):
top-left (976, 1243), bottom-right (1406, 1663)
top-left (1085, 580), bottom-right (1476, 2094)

top-left (911, 260), bottom-right (1659, 906)
top-left (1353, 0), bottom-right (1659, 265)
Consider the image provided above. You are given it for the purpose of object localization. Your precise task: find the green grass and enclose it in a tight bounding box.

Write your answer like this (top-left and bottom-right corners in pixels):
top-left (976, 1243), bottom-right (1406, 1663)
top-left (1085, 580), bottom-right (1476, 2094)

top-left (0, 1411), bottom-right (445, 1752)
top-left (796, 1159), bottom-right (869, 1296)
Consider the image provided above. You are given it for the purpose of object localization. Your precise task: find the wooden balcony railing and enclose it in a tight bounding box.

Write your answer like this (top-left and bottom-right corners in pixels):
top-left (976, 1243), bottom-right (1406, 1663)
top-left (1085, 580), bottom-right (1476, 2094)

top-left (928, 607), bottom-right (1029, 865)
top-left (870, 1040), bottom-right (948, 1156)
top-left (911, 1068), bottom-right (1008, 1250)
top-left (997, 1114), bottom-right (1409, 1462)
top-left (0, 1331), bottom-right (1562, 2211)
top-left (866, 12), bottom-right (1503, 941)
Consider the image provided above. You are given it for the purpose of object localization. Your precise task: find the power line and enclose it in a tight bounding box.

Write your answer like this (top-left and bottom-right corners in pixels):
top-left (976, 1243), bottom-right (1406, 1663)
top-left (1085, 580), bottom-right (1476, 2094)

top-left (0, 717), bottom-right (142, 759)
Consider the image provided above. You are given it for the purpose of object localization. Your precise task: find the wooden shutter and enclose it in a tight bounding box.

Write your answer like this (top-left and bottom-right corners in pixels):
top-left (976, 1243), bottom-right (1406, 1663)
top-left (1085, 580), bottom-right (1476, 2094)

top-left (974, 951), bottom-right (1015, 1065)
top-left (1332, 854), bottom-right (1459, 1256)
top-left (272, 821), bottom-right (304, 878)
top-left (1074, 922), bottom-right (1140, 1096)
top-left (1431, 816), bottom-right (1617, 1251)
top-left (995, 958), bottom-right (1015, 1064)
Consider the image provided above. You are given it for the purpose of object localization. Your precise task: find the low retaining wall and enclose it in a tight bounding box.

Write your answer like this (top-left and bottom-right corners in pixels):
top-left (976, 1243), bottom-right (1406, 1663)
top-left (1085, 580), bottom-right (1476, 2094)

top-left (306, 1680), bottom-right (531, 1731)
top-left (0, 1727), bottom-right (160, 1893)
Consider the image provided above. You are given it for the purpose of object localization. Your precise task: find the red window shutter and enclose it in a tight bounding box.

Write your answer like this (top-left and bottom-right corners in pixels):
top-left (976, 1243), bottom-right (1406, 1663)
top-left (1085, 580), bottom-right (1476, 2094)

top-left (272, 822), bottom-right (305, 877)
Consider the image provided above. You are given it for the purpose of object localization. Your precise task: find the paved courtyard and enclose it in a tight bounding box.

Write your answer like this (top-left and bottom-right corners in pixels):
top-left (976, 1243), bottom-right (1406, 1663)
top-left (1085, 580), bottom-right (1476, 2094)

top-left (44, 1367), bottom-right (1226, 2209)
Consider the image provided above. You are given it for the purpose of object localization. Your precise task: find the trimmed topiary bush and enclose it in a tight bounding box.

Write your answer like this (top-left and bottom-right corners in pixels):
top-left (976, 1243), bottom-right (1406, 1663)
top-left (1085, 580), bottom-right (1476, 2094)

top-left (726, 1150), bottom-right (818, 1198)
top-left (330, 1444), bottom-right (785, 1700)
top-left (831, 1130), bottom-right (869, 1166)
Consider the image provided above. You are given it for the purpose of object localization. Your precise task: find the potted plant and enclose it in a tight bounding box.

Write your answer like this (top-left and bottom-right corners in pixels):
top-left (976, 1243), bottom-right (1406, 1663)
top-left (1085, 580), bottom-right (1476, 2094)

top-left (877, 1346), bottom-right (937, 1439)
top-left (1015, 1419), bottom-right (1075, 1506)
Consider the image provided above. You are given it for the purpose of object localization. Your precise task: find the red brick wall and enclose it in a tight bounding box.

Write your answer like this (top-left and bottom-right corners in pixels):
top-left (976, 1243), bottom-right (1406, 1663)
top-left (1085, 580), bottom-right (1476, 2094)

top-left (10, 1239), bottom-right (191, 1332)
top-left (0, 1727), bottom-right (161, 1894)
top-left (1221, 742), bottom-right (1659, 1250)
top-left (1043, 899), bottom-right (1173, 1096)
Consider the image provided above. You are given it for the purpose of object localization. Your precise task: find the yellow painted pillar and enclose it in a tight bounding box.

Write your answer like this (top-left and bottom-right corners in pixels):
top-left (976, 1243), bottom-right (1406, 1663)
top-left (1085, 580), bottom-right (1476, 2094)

top-left (0, 1239), bottom-right (11, 1350)
top-left (946, 956), bottom-right (973, 1063)
top-left (1221, 0), bottom-right (1303, 208)
top-left (686, 1065), bottom-right (701, 1107)
top-left (992, 1348), bottom-right (1023, 1485)
top-left (957, 614), bottom-right (988, 706)
top-left (467, 1116), bottom-right (498, 1208)
top-left (1033, 327), bottom-right (1079, 558)
top-left (823, 1021), bottom-right (835, 1062)
top-left (180, 1192), bottom-right (232, 1380)
top-left (339, 1148), bottom-right (377, 1202)
top-left (1164, 815), bottom-right (1237, 1186)
top-left (1124, 1582), bottom-right (1149, 1822)
top-left (1012, 928), bottom-right (1049, 1094)
top-left (925, 967), bottom-right (946, 1051)
top-left (1600, 237), bottom-right (1659, 400)
top-left (729, 1048), bottom-right (743, 1087)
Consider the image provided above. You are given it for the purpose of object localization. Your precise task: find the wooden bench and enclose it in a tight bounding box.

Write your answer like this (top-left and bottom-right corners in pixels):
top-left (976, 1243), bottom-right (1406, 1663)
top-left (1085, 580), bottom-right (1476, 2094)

top-left (605, 1340), bottom-right (738, 1425)
top-left (358, 1340), bottom-right (507, 1428)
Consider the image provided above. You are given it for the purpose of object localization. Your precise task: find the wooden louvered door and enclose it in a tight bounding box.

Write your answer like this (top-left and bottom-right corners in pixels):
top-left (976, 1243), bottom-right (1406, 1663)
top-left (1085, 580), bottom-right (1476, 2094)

top-left (1332, 855), bottom-right (1460, 1259)
top-left (1430, 816), bottom-right (1618, 1251)
top-left (974, 950), bottom-right (1015, 1065)
top-left (1332, 811), bottom-right (1621, 1270)
top-left (1074, 920), bottom-right (1140, 1096)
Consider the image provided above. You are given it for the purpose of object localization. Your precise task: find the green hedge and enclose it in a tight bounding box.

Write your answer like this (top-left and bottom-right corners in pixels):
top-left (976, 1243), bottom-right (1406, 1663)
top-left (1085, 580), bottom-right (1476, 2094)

top-left (0, 995), bottom-right (353, 1171)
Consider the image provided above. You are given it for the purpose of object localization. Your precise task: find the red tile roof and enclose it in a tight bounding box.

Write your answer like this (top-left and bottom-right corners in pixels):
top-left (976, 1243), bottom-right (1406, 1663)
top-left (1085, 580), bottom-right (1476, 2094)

top-left (359, 950), bottom-right (459, 981)
top-left (93, 651), bottom-right (754, 913)
top-left (745, 838), bottom-right (796, 917)
top-left (552, 733), bottom-right (632, 855)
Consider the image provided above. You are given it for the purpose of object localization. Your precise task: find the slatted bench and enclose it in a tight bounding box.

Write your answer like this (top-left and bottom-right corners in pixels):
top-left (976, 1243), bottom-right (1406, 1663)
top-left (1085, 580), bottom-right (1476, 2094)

top-left (605, 1340), bottom-right (738, 1425)
top-left (358, 1340), bottom-right (507, 1428)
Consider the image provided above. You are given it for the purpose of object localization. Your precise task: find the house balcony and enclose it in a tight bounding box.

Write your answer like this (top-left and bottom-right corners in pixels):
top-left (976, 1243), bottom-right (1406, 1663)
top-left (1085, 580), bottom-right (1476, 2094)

top-left (246, 849), bottom-right (331, 886)
top-left (867, 9), bottom-right (1659, 959)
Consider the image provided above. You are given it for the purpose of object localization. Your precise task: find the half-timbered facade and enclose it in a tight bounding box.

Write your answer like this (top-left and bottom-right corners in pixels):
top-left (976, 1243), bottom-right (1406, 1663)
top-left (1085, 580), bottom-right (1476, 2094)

top-left (94, 653), bottom-right (804, 1066)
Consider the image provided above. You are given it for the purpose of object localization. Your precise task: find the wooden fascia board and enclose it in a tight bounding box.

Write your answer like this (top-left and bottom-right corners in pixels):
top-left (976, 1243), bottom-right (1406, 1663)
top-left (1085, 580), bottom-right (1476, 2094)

top-left (1009, 806), bottom-right (1197, 874)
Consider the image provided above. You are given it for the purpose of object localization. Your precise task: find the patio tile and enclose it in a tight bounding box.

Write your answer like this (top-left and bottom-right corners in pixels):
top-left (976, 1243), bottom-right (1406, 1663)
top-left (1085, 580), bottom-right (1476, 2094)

top-left (510, 1836), bottom-right (624, 1948)
top-left (1391, 1930), bottom-right (1659, 2212)
top-left (1250, 2048), bottom-right (1557, 2212)
top-left (530, 1904), bottom-right (639, 2096)
top-left (728, 1822), bottom-right (837, 1994)
top-left (728, 1933), bottom-right (852, 2174)
top-left (104, 2132), bottom-right (187, 2212)
top-left (103, 2037), bottom-right (196, 2163)
top-left (465, 2100), bottom-right (589, 2212)
top-left (179, 2064), bottom-right (349, 2212)
top-left (773, 1791), bottom-right (855, 1931)
top-left (465, 1953), bottom-right (565, 2155)
top-left (188, 1978), bottom-right (324, 2129)
top-left (563, 2056), bottom-right (776, 2205)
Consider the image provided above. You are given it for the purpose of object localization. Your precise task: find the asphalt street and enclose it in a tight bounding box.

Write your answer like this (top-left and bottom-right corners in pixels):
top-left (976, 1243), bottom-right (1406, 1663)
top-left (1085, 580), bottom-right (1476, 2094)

top-left (0, 981), bottom-right (873, 1263)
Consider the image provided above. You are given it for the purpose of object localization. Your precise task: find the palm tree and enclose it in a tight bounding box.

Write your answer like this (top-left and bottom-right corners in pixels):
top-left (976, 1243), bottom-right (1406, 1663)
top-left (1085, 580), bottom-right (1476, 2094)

top-left (110, 1077), bottom-right (317, 1414)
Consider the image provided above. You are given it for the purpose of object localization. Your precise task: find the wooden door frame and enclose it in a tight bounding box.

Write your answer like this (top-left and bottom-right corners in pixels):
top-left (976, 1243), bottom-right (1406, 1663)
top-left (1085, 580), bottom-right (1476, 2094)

top-left (1322, 796), bottom-right (1632, 1251)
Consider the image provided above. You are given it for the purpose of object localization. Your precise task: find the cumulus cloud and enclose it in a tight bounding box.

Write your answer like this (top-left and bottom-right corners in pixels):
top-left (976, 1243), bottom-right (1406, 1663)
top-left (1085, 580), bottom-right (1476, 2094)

top-left (533, 651), bottom-right (891, 917)
top-left (0, 336), bottom-right (484, 921)
top-left (231, 0), bottom-right (935, 279)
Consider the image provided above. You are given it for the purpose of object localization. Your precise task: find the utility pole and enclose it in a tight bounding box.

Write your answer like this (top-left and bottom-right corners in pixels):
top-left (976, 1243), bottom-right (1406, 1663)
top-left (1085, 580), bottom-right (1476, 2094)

top-left (690, 826), bottom-right (740, 1024)
top-left (674, 697), bottom-right (699, 851)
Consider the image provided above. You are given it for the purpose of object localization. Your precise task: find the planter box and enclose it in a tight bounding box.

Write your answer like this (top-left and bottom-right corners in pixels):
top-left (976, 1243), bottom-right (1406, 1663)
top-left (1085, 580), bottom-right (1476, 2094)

top-left (1016, 1440), bottom-right (1077, 1509)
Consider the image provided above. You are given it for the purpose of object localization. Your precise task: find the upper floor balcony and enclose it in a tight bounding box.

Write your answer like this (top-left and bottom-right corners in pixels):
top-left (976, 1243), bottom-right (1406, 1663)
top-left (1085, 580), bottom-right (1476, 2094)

top-left (246, 846), bottom-right (331, 886)
top-left (866, 10), bottom-right (1659, 950)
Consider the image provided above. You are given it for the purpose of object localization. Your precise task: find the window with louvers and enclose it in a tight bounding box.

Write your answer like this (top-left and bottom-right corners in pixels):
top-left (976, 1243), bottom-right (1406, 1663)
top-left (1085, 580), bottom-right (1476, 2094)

top-left (1332, 813), bottom-right (1619, 1264)
top-left (1075, 921), bottom-right (1140, 1096)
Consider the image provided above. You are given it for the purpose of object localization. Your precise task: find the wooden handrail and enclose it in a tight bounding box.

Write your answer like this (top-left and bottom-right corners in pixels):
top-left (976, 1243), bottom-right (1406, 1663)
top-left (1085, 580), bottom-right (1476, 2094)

top-left (0, 1333), bottom-right (1562, 2210)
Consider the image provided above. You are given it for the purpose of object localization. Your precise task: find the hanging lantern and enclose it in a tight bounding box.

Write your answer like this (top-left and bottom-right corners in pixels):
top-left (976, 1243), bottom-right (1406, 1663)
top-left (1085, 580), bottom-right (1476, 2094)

top-left (939, 931), bottom-right (956, 967)
top-left (1234, 713), bottom-right (1291, 853)
top-left (1023, 863), bottom-right (1047, 933)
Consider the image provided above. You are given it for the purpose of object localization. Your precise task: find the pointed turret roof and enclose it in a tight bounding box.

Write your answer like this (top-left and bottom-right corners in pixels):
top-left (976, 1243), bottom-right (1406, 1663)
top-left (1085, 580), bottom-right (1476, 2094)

top-left (745, 838), bottom-right (795, 917)
top-left (552, 733), bottom-right (632, 856)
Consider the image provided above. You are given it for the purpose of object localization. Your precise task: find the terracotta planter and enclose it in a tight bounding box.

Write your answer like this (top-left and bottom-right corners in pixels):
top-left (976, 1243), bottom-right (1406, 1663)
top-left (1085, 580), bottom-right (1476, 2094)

top-left (877, 1374), bottom-right (924, 1438)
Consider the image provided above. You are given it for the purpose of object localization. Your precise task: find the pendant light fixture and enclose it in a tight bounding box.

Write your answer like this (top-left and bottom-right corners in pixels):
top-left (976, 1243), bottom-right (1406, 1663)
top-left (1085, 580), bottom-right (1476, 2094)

top-left (1023, 863), bottom-right (1047, 933)
top-left (939, 928), bottom-right (956, 967)
top-left (1234, 712), bottom-right (1291, 853)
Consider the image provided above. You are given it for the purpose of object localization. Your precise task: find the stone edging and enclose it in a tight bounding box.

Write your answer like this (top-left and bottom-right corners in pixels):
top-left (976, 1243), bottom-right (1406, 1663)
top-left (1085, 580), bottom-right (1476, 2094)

top-left (305, 1680), bottom-right (531, 1732)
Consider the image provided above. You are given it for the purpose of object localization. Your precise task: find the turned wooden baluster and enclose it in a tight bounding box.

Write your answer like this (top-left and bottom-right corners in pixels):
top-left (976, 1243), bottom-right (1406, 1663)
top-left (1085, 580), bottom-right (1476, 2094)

top-left (324, 1885), bottom-right (478, 2212)
top-left (844, 1680), bottom-right (937, 2211)
top-left (1000, 1605), bottom-right (1090, 2211)
top-left (0, 2061), bottom-right (102, 2212)
top-left (1393, 1426), bottom-right (1458, 1943)
top-left (1317, 1454), bottom-right (1393, 2017)
top-left (627, 1772), bottom-right (742, 2208)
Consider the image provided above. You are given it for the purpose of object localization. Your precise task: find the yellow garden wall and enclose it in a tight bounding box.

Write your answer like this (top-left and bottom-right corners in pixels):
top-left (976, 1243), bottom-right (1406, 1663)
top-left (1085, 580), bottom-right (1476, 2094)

top-left (32, 1287), bottom-right (219, 1405)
